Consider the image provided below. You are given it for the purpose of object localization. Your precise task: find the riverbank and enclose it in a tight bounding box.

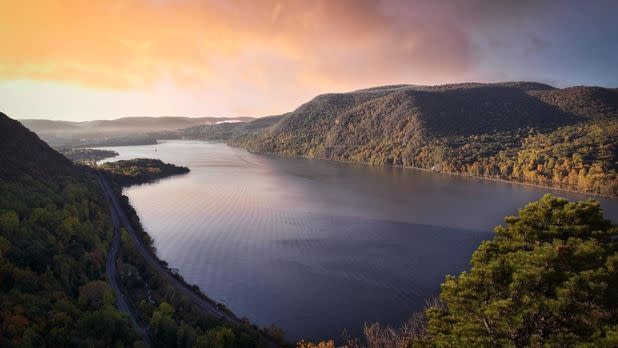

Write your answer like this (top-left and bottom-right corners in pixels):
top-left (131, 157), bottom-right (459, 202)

top-left (237, 145), bottom-right (618, 200)
top-left (97, 164), bottom-right (285, 347)
top-left (105, 140), bottom-right (618, 341)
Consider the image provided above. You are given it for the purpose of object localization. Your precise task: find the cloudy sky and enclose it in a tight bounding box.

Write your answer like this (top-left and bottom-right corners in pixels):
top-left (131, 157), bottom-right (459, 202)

top-left (1, 0), bottom-right (617, 120)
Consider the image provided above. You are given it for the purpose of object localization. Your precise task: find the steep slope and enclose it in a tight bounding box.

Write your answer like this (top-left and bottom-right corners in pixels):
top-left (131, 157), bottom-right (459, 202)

top-left (0, 112), bottom-right (76, 179)
top-left (0, 112), bottom-right (139, 346)
top-left (231, 82), bottom-right (581, 152)
top-left (1, 112), bottom-right (277, 346)
top-left (187, 82), bottom-right (618, 196)
top-left (529, 86), bottom-right (618, 120)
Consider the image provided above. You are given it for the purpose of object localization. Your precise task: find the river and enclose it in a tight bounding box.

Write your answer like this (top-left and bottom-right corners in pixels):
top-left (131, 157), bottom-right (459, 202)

top-left (100, 140), bottom-right (618, 342)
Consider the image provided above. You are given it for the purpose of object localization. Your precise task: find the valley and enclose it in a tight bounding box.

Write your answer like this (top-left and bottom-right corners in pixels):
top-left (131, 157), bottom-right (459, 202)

top-left (99, 139), bottom-right (617, 341)
top-left (4, 81), bottom-right (617, 346)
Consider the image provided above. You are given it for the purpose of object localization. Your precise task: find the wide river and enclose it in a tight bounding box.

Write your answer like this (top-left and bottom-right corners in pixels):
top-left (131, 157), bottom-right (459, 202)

top-left (102, 140), bottom-right (617, 342)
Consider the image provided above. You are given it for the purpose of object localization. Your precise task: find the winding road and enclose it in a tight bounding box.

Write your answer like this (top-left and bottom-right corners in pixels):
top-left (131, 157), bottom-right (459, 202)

top-left (99, 174), bottom-right (151, 346)
top-left (98, 173), bottom-right (238, 321)
top-left (97, 173), bottom-right (285, 347)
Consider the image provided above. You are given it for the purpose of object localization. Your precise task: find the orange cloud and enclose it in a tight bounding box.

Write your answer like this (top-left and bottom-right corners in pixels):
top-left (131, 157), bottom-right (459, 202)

top-left (0, 0), bottom-right (472, 91)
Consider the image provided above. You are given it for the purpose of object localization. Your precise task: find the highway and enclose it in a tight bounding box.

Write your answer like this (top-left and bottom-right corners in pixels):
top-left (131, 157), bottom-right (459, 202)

top-left (97, 173), bottom-right (237, 321)
top-left (98, 173), bottom-right (279, 347)
top-left (99, 174), bottom-right (152, 347)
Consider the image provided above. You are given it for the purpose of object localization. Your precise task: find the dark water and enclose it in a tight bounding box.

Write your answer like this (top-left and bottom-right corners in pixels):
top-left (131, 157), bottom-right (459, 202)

top-left (101, 140), bottom-right (618, 342)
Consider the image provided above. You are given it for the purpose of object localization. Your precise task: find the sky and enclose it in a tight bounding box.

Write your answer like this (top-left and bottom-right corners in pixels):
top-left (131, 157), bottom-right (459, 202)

top-left (1, 0), bottom-right (617, 121)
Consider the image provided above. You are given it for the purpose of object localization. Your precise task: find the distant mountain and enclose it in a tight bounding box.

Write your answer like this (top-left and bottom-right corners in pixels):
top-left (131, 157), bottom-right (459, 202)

top-left (19, 116), bottom-right (254, 147)
top-left (181, 115), bottom-right (283, 141)
top-left (182, 82), bottom-right (617, 196)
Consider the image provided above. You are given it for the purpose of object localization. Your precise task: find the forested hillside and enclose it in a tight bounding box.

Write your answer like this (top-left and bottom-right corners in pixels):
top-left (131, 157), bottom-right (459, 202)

top-left (0, 112), bottom-right (273, 347)
top-left (100, 159), bottom-right (277, 348)
top-left (0, 112), bottom-right (137, 346)
top-left (181, 115), bottom-right (283, 141)
top-left (183, 82), bottom-right (618, 196)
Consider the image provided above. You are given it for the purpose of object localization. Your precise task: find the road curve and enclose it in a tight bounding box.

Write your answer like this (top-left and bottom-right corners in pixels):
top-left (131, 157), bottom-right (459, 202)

top-left (98, 173), bottom-right (279, 347)
top-left (97, 173), bottom-right (241, 321)
top-left (98, 175), bottom-right (152, 347)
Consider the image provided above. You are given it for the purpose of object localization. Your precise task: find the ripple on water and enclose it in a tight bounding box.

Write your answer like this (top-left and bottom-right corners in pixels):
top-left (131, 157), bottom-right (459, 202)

top-left (111, 140), bottom-right (617, 342)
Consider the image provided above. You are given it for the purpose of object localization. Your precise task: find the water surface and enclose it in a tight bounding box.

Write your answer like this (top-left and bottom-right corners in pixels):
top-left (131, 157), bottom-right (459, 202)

top-left (101, 140), bottom-right (617, 341)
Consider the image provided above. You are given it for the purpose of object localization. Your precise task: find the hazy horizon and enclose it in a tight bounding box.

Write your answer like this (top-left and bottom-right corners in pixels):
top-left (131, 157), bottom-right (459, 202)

top-left (16, 115), bottom-right (252, 122)
top-left (2, 0), bottom-right (618, 121)
top-left (12, 80), bottom-right (618, 122)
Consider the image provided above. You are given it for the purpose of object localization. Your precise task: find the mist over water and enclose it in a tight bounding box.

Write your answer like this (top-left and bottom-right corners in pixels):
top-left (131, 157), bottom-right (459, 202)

top-left (101, 140), bottom-right (618, 341)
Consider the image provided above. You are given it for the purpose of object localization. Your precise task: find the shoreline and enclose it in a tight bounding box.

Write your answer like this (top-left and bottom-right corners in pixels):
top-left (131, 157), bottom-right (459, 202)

top-left (98, 170), bottom-right (282, 346)
top-left (236, 145), bottom-right (618, 200)
top-left (98, 139), bottom-right (616, 344)
top-left (100, 137), bottom-right (618, 200)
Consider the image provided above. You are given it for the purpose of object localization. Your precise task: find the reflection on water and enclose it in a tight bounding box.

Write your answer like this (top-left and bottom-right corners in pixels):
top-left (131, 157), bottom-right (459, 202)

top-left (101, 140), bottom-right (617, 341)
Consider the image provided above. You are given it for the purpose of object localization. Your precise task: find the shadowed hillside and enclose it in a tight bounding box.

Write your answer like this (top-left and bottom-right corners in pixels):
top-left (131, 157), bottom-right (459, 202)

top-left (0, 112), bottom-right (140, 346)
top-left (182, 82), bottom-right (618, 196)
top-left (0, 112), bottom-right (277, 346)
top-left (0, 112), bottom-right (76, 179)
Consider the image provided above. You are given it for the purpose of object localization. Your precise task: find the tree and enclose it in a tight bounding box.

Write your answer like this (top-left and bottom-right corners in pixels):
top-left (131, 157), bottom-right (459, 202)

top-left (0, 210), bottom-right (19, 236)
top-left (0, 113), bottom-right (138, 346)
top-left (76, 309), bottom-right (135, 346)
top-left (420, 195), bottom-right (618, 347)
top-left (151, 302), bottom-right (178, 347)
top-left (176, 321), bottom-right (198, 348)
top-left (0, 235), bottom-right (10, 259)
top-left (297, 340), bottom-right (336, 348)
top-left (78, 280), bottom-right (115, 310)
top-left (198, 326), bottom-right (236, 348)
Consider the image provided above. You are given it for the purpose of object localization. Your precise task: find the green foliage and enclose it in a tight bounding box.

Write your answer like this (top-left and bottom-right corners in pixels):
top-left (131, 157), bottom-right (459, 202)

top-left (118, 218), bottom-right (274, 348)
top-left (105, 161), bottom-right (272, 347)
top-left (200, 326), bottom-right (236, 348)
top-left (151, 303), bottom-right (180, 346)
top-left (418, 195), bottom-right (618, 347)
top-left (99, 158), bottom-right (190, 186)
top-left (187, 83), bottom-right (618, 196)
top-left (76, 309), bottom-right (136, 346)
top-left (0, 210), bottom-right (19, 235)
top-left (78, 280), bottom-right (115, 310)
top-left (1, 112), bottom-right (271, 347)
top-left (0, 112), bottom-right (136, 346)
top-left (0, 174), bottom-right (138, 346)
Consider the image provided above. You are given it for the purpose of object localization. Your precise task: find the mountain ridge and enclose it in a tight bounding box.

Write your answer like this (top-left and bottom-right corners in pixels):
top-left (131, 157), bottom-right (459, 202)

top-left (18, 116), bottom-right (255, 148)
top-left (179, 82), bottom-right (618, 196)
